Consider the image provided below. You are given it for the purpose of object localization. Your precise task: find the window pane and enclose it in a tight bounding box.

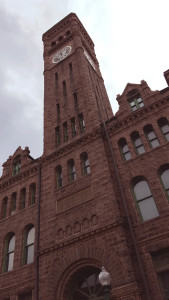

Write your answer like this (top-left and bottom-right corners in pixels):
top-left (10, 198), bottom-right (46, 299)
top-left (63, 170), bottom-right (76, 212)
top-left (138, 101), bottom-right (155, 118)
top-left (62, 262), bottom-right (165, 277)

top-left (27, 245), bottom-right (34, 264)
top-left (123, 145), bottom-right (129, 153)
top-left (124, 152), bottom-right (131, 160)
top-left (27, 227), bottom-right (35, 245)
top-left (8, 236), bottom-right (15, 252)
top-left (139, 102), bottom-right (144, 107)
top-left (161, 169), bottom-right (169, 189)
top-left (86, 166), bottom-right (90, 174)
top-left (138, 197), bottom-right (159, 221)
top-left (8, 252), bottom-right (14, 271)
top-left (135, 138), bottom-right (142, 147)
top-left (162, 124), bottom-right (169, 134)
top-left (137, 145), bottom-right (145, 154)
top-left (131, 106), bottom-right (137, 111)
top-left (147, 131), bottom-right (156, 140)
top-left (151, 139), bottom-right (160, 148)
top-left (165, 133), bottom-right (169, 141)
top-left (134, 181), bottom-right (151, 200)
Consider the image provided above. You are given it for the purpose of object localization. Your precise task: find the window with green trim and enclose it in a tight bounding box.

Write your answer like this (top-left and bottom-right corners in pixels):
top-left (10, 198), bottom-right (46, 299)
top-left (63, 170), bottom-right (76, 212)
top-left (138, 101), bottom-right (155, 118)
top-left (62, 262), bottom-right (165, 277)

top-left (29, 183), bottom-right (36, 205)
top-left (118, 138), bottom-right (131, 161)
top-left (23, 226), bottom-right (35, 265)
top-left (132, 179), bottom-right (159, 221)
top-left (158, 117), bottom-right (169, 141)
top-left (81, 153), bottom-right (90, 175)
top-left (56, 165), bottom-right (63, 188)
top-left (3, 233), bottom-right (15, 272)
top-left (144, 124), bottom-right (160, 148)
top-left (68, 159), bottom-right (76, 182)
top-left (12, 155), bottom-right (21, 176)
top-left (131, 131), bottom-right (145, 155)
top-left (129, 97), bottom-right (144, 111)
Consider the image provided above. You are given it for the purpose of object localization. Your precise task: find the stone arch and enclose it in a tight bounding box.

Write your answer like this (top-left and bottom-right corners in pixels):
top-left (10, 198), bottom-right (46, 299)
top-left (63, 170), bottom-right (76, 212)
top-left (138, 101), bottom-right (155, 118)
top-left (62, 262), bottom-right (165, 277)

top-left (45, 244), bottom-right (127, 299)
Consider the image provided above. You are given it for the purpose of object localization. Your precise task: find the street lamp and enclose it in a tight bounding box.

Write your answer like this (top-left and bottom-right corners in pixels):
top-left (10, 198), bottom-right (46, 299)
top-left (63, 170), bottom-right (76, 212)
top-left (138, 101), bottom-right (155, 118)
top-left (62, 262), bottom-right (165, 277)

top-left (99, 266), bottom-right (111, 300)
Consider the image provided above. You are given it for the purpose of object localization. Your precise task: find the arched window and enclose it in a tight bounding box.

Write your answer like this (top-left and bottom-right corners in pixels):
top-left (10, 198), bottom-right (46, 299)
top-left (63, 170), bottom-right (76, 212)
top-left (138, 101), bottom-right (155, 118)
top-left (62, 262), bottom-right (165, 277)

top-left (158, 117), bottom-right (169, 141)
top-left (144, 124), bottom-right (160, 148)
top-left (132, 179), bottom-right (159, 221)
top-left (68, 159), bottom-right (76, 182)
top-left (2, 197), bottom-right (8, 218)
top-left (20, 188), bottom-right (26, 209)
top-left (159, 165), bottom-right (169, 200)
top-left (56, 165), bottom-right (63, 188)
top-left (29, 183), bottom-right (36, 205)
top-left (3, 233), bottom-right (15, 272)
top-left (131, 131), bottom-right (145, 155)
top-left (81, 153), bottom-right (90, 175)
top-left (11, 192), bottom-right (16, 215)
top-left (118, 138), bottom-right (131, 161)
top-left (12, 155), bottom-right (21, 176)
top-left (23, 226), bottom-right (35, 265)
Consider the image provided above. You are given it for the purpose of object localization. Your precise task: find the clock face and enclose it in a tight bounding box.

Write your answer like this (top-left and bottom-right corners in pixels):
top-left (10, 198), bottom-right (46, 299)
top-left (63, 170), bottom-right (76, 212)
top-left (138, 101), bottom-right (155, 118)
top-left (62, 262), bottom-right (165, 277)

top-left (84, 49), bottom-right (96, 70)
top-left (52, 45), bottom-right (72, 63)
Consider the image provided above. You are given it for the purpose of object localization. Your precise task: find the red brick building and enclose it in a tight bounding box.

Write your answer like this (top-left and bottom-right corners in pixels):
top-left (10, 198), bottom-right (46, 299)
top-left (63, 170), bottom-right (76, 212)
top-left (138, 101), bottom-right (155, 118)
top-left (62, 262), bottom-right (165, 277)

top-left (0, 13), bottom-right (169, 300)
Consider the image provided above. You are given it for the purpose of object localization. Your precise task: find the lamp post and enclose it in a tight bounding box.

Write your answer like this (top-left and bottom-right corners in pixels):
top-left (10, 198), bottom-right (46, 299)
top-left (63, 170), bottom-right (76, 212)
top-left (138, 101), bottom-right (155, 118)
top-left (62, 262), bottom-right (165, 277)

top-left (99, 266), bottom-right (111, 300)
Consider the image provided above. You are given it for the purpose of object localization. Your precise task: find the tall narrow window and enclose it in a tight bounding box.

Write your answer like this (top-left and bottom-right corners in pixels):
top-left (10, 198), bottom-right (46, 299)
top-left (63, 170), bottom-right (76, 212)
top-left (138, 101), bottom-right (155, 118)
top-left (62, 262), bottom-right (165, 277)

top-left (71, 117), bottom-right (76, 137)
top-left (63, 81), bottom-right (67, 98)
top-left (78, 113), bottom-right (85, 133)
top-left (158, 117), bottom-right (169, 141)
top-left (63, 122), bottom-right (68, 142)
top-left (3, 234), bottom-right (15, 272)
top-left (118, 138), bottom-right (131, 161)
top-left (144, 125), bottom-right (160, 148)
top-left (2, 197), bottom-right (8, 218)
top-left (23, 226), bottom-right (35, 265)
top-left (30, 183), bottom-right (36, 205)
top-left (55, 126), bottom-right (60, 146)
top-left (132, 179), bottom-right (159, 221)
top-left (159, 166), bottom-right (169, 200)
top-left (131, 131), bottom-right (145, 155)
top-left (81, 153), bottom-right (90, 175)
top-left (56, 165), bottom-right (63, 188)
top-left (11, 193), bottom-right (16, 215)
top-left (68, 159), bottom-right (76, 182)
top-left (57, 104), bottom-right (60, 120)
top-left (73, 92), bottom-right (78, 106)
top-left (20, 188), bottom-right (26, 209)
top-left (12, 155), bottom-right (21, 176)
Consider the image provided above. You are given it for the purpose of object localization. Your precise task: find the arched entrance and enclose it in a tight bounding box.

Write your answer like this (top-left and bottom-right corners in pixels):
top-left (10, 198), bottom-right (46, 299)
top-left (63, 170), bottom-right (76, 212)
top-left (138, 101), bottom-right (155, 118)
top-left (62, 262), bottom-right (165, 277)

top-left (65, 266), bottom-right (107, 300)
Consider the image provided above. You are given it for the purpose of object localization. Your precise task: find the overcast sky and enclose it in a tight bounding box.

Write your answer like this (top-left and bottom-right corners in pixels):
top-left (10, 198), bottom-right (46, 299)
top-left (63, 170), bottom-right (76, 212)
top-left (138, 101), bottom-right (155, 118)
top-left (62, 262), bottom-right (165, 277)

top-left (0, 0), bottom-right (168, 175)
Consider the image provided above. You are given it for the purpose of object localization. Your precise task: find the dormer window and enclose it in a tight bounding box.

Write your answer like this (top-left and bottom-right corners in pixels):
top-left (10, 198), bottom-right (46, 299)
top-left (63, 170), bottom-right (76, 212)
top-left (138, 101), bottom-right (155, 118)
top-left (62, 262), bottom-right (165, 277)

top-left (12, 155), bottom-right (21, 176)
top-left (129, 97), bottom-right (144, 111)
top-left (127, 89), bottom-right (144, 111)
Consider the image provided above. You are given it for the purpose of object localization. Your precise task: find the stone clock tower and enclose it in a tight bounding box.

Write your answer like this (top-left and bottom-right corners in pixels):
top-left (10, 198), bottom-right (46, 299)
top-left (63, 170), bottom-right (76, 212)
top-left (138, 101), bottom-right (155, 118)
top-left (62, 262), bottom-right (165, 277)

top-left (42, 13), bottom-right (113, 155)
